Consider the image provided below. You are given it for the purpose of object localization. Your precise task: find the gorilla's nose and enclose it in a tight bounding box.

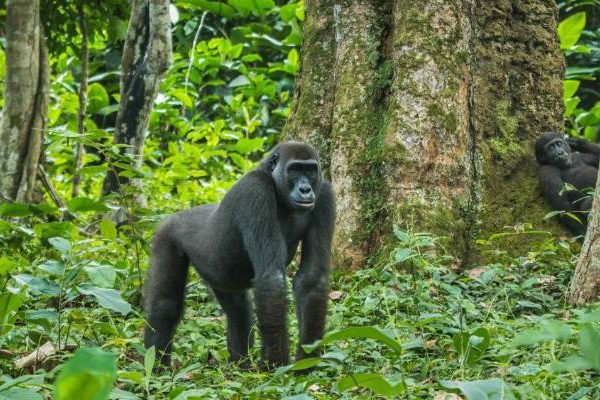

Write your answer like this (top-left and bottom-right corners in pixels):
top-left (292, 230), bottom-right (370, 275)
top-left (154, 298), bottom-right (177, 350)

top-left (299, 185), bottom-right (312, 195)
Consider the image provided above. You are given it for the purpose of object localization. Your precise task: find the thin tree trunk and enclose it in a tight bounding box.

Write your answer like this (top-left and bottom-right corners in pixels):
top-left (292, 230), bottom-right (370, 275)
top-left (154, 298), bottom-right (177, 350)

top-left (567, 178), bottom-right (600, 305)
top-left (284, 0), bottom-right (563, 268)
top-left (72, 0), bottom-right (89, 199)
top-left (0, 0), bottom-right (49, 203)
top-left (101, 0), bottom-right (172, 204)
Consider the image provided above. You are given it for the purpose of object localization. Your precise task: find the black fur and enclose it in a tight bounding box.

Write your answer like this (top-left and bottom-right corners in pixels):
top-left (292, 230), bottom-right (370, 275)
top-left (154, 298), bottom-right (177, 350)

top-left (144, 142), bottom-right (335, 368)
top-left (535, 133), bottom-right (599, 236)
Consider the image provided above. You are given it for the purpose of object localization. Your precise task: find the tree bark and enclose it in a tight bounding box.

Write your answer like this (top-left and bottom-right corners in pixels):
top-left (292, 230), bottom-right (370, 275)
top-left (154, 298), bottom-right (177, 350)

top-left (283, 0), bottom-right (563, 268)
top-left (0, 0), bottom-right (49, 203)
top-left (72, 0), bottom-right (89, 199)
top-left (102, 0), bottom-right (172, 202)
top-left (567, 180), bottom-right (600, 305)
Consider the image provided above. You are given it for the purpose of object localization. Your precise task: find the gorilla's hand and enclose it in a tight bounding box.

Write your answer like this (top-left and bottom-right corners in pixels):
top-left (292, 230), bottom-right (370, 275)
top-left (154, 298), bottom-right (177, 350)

top-left (567, 137), bottom-right (587, 151)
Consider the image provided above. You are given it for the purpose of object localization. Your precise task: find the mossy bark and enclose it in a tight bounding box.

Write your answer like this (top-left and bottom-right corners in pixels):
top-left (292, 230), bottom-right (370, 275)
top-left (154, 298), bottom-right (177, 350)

top-left (567, 175), bottom-right (600, 305)
top-left (0, 0), bottom-right (49, 203)
top-left (102, 0), bottom-right (172, 203)
top-left (284, 0), bottom-right (563, 267)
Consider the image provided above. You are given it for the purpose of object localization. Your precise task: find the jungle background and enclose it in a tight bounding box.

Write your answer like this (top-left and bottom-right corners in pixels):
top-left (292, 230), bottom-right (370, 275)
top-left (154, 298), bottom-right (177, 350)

top-left (1, 0), bottom-right (600, 398)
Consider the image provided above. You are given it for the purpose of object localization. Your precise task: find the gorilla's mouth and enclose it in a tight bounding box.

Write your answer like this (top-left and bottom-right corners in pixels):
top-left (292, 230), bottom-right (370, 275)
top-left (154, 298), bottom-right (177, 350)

top-left (293, 200), bottom-right (315, 209)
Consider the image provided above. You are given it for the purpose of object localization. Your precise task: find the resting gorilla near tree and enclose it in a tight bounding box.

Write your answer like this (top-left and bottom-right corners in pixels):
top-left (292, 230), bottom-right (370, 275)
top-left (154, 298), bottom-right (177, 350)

top-left (144, 142), bottom-right (335, 368)
top-left (535, 132), bottom-right (599, 236)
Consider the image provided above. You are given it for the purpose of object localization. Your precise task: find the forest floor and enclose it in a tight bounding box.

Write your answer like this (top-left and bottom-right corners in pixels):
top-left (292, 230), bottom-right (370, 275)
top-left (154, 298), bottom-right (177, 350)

top-left (1, 221), bottom-right (599, 399)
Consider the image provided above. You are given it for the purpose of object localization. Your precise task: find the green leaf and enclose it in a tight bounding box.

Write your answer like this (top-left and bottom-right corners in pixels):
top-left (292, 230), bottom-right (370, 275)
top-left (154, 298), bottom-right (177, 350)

top-left (99, 219), bottom-right (117, 240)
top-left (563, 79), bottom-right (580, 100)
top-left (558, 12), bottom-right (586, 50)
top-left (38, 260), bottom-right (65, 276)
top-left (338, 373), bottom-right (405, 396)
top-left (229, 75), bottom-right (251, 87)
top-left (84, 265), bottom-right (116, 288)
top-left (548, 355), bottom-right (592, 373)
top-left (580, 324), bottom-right (600, 371)
top-left (54, 348), bottom-right (117, 400)
top-left (0, 203), bottom-right (31, 217)
top-left (0, 257), bottom-right (15, 276)
top-left (440, 378), bottom-right (510, 400)
top-left (513, 320), bottom-right (571, 346)
top-left (67, 197), bottom-right (110, 213)
top-left (452, 327), bottom-right (490, 364)
top-left (289, 357), bottom-right (321, 371)
top-left (235, 137), bottom-right (264, 154)
top-left (0, 292), bottom-right (24, 334)
top-left (394, 248), bottom-right (413, 263)
top-left (87, 83), bottom-right (110, 114)
top-left (34, 222), bottom-right (76, 239)
top-left (144, 346), bottom-right (155, 377)
top-left (0, 388), bottom-right (43, 400)
top-left (48, 237), bottom-right (72, 255)
top-left (177, 0), bottom-right (236, 17)
top-left (76, 284), bottom-right (131, 315)
top-left (304, 326), bottom-right (402, 354)
top-left (13, 275), bottom-right (60, 296)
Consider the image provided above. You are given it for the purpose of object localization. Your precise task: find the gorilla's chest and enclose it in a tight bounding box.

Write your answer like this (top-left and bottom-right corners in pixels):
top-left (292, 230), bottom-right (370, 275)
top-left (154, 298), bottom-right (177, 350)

top-left (278, 213), bottom-right (311, 258)
top-left (561, 158), bottom-right (597, 190)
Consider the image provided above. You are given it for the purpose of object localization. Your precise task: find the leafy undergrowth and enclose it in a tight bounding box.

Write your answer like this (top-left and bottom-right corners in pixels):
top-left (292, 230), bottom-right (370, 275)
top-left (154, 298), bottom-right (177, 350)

top-left (1, 210), bottom-right (599, 399)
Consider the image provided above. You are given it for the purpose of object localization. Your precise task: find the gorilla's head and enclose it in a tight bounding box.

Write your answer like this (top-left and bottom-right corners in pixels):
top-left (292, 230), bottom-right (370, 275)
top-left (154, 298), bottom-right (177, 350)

top-left (535, 132), bottom-right (573, 168)
top-left (264, 142), bottom-right (322, 212)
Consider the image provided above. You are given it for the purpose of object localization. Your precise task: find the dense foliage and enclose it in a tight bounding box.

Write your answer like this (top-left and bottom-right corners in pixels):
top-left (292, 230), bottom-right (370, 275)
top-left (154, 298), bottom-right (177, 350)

top-left (559, 0), bottom-right (600, 140)
top-left (1, 1), bottom-right (600, 399)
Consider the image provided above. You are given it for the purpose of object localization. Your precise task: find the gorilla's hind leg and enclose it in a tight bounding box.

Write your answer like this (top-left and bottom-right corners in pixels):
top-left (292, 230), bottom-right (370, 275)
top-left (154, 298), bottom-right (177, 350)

top-left (213, 289), bottom-right (254, 364)
top-left (144, 234), bottom-right (189, 366)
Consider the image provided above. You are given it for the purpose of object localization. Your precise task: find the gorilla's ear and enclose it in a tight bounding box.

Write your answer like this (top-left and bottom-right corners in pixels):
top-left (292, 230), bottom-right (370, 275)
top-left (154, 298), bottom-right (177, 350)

top-left (268, 152), bottom-right (280, 172)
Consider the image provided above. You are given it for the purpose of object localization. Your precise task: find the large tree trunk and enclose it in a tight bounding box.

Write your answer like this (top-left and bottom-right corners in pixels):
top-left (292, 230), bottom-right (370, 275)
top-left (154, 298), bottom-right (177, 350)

top-left (102, 0), bottom-right (172, 202)
top-left (284, 0), bottom-right (564, 268)
top-left (567, 180), bottom-right (600, 305)
top-left (0, 0), bottom-right (49, 203)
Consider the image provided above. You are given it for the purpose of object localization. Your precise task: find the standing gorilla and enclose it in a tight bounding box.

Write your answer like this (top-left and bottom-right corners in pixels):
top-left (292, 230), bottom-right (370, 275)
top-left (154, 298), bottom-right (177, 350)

top-left (144, 142), bottom-right (335, 368)
top-left (535, 132), bottom-right (599, 236)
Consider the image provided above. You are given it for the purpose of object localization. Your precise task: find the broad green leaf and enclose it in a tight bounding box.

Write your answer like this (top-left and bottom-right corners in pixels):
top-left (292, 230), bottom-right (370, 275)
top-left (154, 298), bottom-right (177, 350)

top-left (38, 260), bottom-right (65, 276)
top-left (304, 326), bottom-right (402, 354)
top-left (229, 75), bottom-right (250, 87)
top-left (563, 79), bottom-right (580, 100)
top-left (33, 222), bottom-right (76, 239)
top-left (144, 346), bottom-right (155, 377)
top-left (235, 137), bottom-right (264, 154)
top-left (48, 237), bottom-right (72, 255)
top-left (394, 248), bottom-right (413, 263)
top-left (13, 274), bottom-right (60, 296)
top-left (177, 0), bottom-right (235, 18)
top-left (100, 219), bottom-right (117, 240)
top-left (558, 12), bottom-right (586, 49)
top-left (338, 373), bottom-right (405, 396)
top-left (67, 197), bottom-right (110, 213)
top-left (84, 265), bottom-right (116, 288)
top-left (76, 284), bottom-right (131, 315)
top-left (513, 320), bottom-right (571, 346)
top-left (289, 357), bottom-right (321, 371)
top-left (0, 388), bottom-right (43, 400)
top-left (87, 83), bottom-right (110, 114)
top-left (548, 355), bottom-right (591, 373)
top-left (0, 257), bottom-right (15, 276)
top-left (580, 324), bottom-right (600, 371)
top-left (0, 293), bottom-right (24, 330)
top-left (452, 327), bottom-right (490, 364)
top-left (0, 203), bottom-right (31, 217)
top-left (440, 378), bottom-right (509, 400)
top-left (54, 348), bottom-right (117, 400)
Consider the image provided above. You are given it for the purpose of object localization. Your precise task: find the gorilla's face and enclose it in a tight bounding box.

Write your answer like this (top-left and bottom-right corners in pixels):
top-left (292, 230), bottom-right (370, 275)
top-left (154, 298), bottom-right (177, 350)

top-left (545, 137), bottom-right (573, 168)
top-left (271, 150), bottom-right (322, 212)
top-left (284, 160), bottom-right (321, 211)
